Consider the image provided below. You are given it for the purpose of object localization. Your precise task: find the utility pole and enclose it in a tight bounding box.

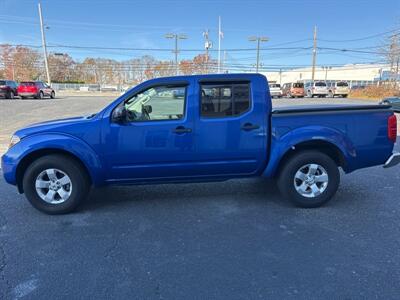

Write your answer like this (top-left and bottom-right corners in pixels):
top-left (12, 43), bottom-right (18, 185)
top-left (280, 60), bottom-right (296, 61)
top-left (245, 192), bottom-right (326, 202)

top-left (38, 2), bottom-right (51, 85)
top-left (323, 66), bottom-right (332, 81)
top-left (203, 29), bottom-right (212, 73)
top-left (311, 25), bottom-right (317, 83)
top-left (248, 36), bottom-right (268, 73)
top-left (165, 33), bottom-right (187, 76)
top-left (221, 50), bottom-right (227, 73)
top-left (218, 16), bottom-right (223, 73)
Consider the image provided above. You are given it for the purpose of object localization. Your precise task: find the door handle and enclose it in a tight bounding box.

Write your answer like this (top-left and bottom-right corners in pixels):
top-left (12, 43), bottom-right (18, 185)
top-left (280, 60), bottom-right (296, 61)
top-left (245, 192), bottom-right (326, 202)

top-left (241, 123), bottom-right (260, 131)
top-left (173, 126), bottom-right (192, 134)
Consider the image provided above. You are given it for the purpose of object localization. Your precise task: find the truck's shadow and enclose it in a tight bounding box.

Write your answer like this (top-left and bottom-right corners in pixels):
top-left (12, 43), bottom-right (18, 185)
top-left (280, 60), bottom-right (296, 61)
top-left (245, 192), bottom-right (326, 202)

top-left (80, 178), bottom-right (286, 212)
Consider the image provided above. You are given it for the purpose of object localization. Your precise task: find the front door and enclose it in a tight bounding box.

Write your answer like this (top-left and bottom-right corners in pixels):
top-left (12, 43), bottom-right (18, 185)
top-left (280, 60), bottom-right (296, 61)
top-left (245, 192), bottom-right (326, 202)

top-left (104, 80), bottom-right (196, 182)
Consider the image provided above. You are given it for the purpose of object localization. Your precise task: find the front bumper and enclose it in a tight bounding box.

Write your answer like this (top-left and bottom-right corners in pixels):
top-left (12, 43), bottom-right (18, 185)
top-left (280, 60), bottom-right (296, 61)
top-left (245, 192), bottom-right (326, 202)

top-left (383, 152), bottom-right (400, 168)
top-left (1, 152), bottom-right (18, 185)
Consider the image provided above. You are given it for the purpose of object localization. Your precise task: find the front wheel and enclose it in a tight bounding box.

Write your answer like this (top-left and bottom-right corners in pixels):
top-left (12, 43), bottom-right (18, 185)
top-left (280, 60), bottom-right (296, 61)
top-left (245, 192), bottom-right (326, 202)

top-left (23, 154), bottom-right (90, 214)
top-left (7, 91), bottom-right (14, 99)
top-left (277, 151), bottom-right (340, 208)
top-left (50, 91), bottom-right (55, 99)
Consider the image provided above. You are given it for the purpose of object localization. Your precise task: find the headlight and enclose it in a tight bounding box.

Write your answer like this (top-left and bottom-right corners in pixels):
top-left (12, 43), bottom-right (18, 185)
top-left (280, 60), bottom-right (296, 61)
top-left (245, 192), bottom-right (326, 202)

top-left (8, 135), bottom-right (20, 149)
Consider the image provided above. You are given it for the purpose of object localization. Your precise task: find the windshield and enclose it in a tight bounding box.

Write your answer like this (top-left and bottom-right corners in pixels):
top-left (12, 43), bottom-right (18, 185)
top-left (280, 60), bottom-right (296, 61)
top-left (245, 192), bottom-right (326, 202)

top-left (315, 82), bottom-right (326, 87)
top-left (269, 84), bottom-right (281, 88)
top-left (20, 82), bottom-right (35, 86)
top-left (336, 82), bottom-right (348, 87)
top-left (293, 83), bottom-right (304, 88)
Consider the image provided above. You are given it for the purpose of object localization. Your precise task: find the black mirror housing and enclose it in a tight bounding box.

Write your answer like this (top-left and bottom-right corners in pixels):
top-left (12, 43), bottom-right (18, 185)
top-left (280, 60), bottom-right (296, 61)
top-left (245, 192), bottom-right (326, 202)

top-left (112, 105), bottom-right (128, 123)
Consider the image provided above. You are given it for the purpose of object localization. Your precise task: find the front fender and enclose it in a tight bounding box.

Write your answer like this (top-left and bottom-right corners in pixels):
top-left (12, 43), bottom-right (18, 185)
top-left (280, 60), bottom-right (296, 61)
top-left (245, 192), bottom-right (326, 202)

top-left (263, 125), bottom-right (356, 177)
top-left (2, 133), bottom-right (103, 186)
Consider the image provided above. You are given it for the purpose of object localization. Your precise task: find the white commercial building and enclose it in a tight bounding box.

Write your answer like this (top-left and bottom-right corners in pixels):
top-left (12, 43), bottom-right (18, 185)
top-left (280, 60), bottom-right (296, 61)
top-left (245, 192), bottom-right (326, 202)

top-left (262, 64), bottom-right (390, 86)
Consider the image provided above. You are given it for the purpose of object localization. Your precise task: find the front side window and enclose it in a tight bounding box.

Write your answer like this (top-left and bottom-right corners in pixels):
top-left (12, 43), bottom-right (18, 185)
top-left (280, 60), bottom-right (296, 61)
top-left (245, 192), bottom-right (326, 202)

top-left (124, 85), bottom-right (186, 122)
top-left (201, 83), bottom-right (250, 118)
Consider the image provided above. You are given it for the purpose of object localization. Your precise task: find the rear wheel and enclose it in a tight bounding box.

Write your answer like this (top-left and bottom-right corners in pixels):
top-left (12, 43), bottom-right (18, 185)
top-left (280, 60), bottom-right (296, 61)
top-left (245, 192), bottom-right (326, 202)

top-left (23, 154), bottom-right (90, 214)
top-left (343, 94), bottom-right (348, 98)
top-left (277, 151), bottom-right (340, 208)
top-left (38, 91), bottom-right (44, 99)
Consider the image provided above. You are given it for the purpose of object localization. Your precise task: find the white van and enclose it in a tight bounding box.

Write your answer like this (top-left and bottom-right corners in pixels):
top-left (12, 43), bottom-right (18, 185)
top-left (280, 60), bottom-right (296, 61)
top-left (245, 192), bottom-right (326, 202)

top-left (304, 81), bottom-right (328, 98)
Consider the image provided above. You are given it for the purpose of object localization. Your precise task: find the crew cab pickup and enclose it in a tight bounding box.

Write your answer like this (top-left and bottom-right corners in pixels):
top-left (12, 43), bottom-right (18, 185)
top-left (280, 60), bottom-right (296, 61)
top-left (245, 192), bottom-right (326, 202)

top-left (2, 74), bottom-right (399, 214)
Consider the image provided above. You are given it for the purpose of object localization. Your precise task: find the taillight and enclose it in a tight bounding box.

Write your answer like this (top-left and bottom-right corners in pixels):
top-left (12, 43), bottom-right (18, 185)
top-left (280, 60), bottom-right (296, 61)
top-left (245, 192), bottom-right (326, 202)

top-left (388, 114), bottom-right (397, 143)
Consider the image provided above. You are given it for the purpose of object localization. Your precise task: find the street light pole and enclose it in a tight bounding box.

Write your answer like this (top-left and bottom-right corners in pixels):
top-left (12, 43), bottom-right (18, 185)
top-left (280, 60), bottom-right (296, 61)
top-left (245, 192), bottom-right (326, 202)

top-left (248, 36), bottom-right (268, 73)
top-left (38, 2), bottom-right (51, 85)
top-left (165, 33), bottom-right (187, 76)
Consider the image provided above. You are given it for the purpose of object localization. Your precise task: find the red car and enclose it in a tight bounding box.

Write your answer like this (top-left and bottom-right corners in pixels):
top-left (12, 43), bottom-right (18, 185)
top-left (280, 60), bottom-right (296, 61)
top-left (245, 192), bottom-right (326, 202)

top-left (17, 81), bottom-right (55, 99)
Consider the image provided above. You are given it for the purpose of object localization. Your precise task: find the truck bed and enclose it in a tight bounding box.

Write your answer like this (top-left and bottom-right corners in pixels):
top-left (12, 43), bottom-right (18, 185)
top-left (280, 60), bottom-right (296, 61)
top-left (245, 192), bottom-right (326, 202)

top-left (272, 104), bottom-right (391, 115)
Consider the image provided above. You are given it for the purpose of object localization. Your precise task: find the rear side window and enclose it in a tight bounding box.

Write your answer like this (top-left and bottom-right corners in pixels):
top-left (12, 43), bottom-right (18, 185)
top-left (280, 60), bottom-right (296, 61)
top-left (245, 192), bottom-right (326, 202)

top-left (0, 81), bottom-right (6, 85)
top-left (201, 83), bottom-right (250, 118)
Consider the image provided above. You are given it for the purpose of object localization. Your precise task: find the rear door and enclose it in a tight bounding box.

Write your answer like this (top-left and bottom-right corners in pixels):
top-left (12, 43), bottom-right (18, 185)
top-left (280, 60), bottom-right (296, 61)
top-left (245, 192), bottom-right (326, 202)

top-left (194, 78), bottom-right (268, 176)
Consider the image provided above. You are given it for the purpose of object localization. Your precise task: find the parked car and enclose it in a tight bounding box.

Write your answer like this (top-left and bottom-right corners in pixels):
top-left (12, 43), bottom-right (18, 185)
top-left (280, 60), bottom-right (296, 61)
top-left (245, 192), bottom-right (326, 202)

top-left (0, 80), bottom-right (18, 99)
top-left (17, 81), bottom-right (55, 99)
top-left (380, 97), bottom-right (400, 112)
top-left (305, 81), bottom-right (328, 97)
top-left (282, 82), bottom-right (305, 98)
top-left (268, 83), bottom-right (282, 98)
top-left (2, 74), bottom-right (399, 214)
top-left (328, 81), bottom-right (350, 98)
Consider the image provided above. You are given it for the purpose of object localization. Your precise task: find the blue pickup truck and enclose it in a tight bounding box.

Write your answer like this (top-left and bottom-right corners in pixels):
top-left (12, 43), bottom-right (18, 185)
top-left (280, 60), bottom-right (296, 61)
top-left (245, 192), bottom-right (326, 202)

top-left (2, 74), bottom-right (399, 214)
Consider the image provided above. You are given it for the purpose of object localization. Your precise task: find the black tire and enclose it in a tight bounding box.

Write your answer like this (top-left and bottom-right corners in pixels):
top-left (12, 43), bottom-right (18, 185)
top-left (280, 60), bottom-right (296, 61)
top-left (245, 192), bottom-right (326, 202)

top-left (6, 91), bottom-right (14, 99)
top-left (38, 91), bottom-right (44, 99)
top-left (23, 154), bottom-right (90, 214)
top-left (277, 151), bottom-right (340, 208)
top-left (343, 94), bottom-right (348, 98)
top-left (21, 96), bottom-right (27, 99)
top-left (50, 91), bottom-right (55, 99)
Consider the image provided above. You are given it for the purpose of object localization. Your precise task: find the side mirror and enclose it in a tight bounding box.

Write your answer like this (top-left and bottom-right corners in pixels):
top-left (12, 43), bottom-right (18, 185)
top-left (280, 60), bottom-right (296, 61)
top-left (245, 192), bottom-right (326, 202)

top-left (143, 105), bottom-right (152, 114)
top-left (112, 105), bottom-right (128, 123)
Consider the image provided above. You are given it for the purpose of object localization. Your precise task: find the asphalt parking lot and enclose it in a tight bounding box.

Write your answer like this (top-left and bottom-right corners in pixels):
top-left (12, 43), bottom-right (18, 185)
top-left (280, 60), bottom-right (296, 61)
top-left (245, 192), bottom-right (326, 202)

top-left (1, 95), bottom-right (400, 299)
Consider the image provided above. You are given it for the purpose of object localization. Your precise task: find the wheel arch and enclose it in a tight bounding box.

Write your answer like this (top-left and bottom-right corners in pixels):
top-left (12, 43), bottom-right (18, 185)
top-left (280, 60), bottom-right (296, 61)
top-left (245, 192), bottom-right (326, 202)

top-left (16, 148), bottom-right (92, 193)
top-left (274, 140), bottom-right (347, 178)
